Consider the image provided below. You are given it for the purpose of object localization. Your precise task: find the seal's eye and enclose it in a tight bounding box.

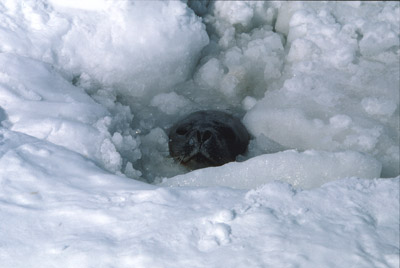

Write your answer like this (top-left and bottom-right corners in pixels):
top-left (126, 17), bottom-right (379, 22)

top-left (176, 125), bottom-right (190, 136)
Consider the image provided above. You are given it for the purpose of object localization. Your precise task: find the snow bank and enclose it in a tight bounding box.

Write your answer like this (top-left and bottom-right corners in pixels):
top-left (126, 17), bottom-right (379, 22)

top-left (242, 2), bottom-right (399, 177)
top-left (0, 0), bottom-right (208, 99)
top-left (161, 150), bottom-right (382, 189)
top-left (0, 0), bottom-right (210, 180)
top-left (0, 128), bottom-right (149, 192)
top-left (0, 53), bottom-right (142, 175)
top-left (0, 130), bottom-right (398, 267)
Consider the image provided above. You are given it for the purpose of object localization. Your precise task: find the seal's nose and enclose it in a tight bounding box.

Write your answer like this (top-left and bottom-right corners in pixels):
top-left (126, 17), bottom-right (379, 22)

top-left (196, 130), bottom-right (213, 143)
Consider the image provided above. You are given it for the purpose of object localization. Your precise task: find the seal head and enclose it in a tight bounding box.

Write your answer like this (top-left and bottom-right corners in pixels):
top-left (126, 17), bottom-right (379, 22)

top-left (168, 110), bottom-right (250, 170)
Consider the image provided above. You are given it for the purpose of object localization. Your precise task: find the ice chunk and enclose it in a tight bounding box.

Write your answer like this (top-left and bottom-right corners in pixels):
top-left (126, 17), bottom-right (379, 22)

top-left (0, 1), bottom-right (209, 99)
top-left (194, 58), bottom-right (225, 89)
top-left (150, 92), bottom-right (192, 116)
top-left (275, 2), bottom-right (303, 35)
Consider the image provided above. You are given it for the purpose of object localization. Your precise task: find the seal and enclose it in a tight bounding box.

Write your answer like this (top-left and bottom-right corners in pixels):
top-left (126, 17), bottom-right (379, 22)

top-left (168, 110), bottom-right (250, 170)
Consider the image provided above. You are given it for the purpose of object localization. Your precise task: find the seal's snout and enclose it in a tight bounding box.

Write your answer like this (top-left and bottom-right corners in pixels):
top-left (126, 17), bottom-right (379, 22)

top-left (168, 110), bottom-right (250, 170)
top-left (196, 130), bottom-right (213, 144)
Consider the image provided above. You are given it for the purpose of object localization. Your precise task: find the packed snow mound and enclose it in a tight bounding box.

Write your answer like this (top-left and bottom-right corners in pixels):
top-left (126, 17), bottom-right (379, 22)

top-left (0, 53), bottom-right (140, 175)
top-left (242, 2), bottom-right (399, 177)
top-left (0, 0), bottom-right (209, 99)
top-left (0, 128), bottom-right (149, 193)
top-left (0, 130), bottom-right (398, 267)
top-left (161, 150), bottom-right (382, 189)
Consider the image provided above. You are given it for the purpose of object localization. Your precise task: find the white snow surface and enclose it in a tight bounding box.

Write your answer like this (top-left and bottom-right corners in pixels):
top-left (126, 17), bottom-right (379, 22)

top-left (161, 149), bottom-right (382, 189)
top-left (0, 1), bottom-right (399, 267)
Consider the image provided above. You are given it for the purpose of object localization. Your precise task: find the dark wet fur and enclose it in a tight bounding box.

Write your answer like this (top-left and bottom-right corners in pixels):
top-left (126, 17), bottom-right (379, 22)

top-left (168, 110), bottom-right (250, 170)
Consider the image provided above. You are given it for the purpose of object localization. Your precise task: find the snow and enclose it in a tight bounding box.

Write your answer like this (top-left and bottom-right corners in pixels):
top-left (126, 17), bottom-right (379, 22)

top-left (0, 0), bottom-right (399, 267)
top-left (161, 149), bottom-right (382, 189)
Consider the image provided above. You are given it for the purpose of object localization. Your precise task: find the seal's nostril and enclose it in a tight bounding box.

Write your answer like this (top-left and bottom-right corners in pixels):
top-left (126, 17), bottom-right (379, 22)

top-left (203, 130), bottom-right (212, 141)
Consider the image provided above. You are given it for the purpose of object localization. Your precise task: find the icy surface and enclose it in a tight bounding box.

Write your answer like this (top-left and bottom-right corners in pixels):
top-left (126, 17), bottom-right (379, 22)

top-left (0, 129), bottom-right (398, 267)
top-left (0, 129), bottom-right (399, 268)
top-left (0, 0), bottom-right (399, 267)
top-left (243, 2), bottom-right (400, 177)
top-left (161, 150), bottom-right (382, 189)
